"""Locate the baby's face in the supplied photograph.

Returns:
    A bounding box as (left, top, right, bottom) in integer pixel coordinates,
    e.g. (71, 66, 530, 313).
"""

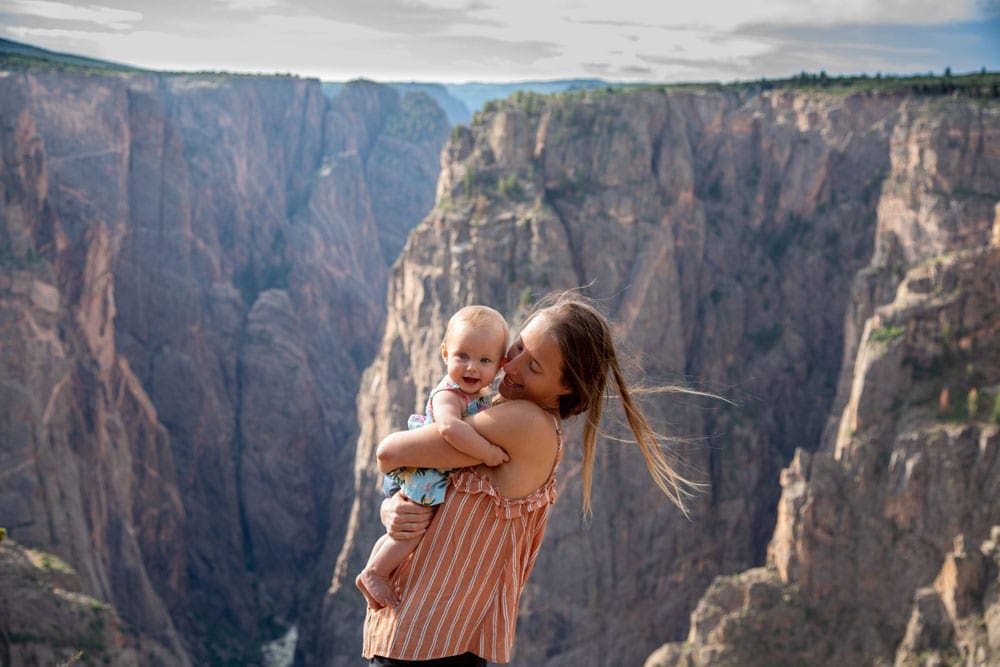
(441, 322, 506, 395)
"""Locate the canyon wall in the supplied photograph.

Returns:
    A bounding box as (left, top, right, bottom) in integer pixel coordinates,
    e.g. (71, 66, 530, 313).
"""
(0, 63, 448, 664)
(649, 97, 1000, 666)
(2, 55, 996, 666)
(317, 88, 999, 666)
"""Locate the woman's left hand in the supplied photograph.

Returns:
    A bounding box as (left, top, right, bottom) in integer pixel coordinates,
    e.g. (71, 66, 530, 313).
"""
(381, 494, 434, 540)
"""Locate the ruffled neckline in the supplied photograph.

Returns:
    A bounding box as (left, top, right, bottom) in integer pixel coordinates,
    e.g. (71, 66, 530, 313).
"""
(451, 468, 557, 519)
(450, 413, 563, 518)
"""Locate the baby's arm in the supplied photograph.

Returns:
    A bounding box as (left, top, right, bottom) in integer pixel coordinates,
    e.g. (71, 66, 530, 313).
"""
(432, 391, 509, 467)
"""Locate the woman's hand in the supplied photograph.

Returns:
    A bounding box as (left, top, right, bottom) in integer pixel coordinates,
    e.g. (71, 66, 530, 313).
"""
(380, 494, 434, 540)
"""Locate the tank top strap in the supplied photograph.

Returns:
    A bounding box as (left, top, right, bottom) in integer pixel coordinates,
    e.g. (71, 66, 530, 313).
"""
(449, 413, 564, 519)
(547, 415, 564, 483)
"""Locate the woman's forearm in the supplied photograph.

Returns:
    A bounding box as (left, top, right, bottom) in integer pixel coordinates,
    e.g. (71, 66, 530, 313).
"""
(376, 422, 482, 472)
(437, 418, 507, 465)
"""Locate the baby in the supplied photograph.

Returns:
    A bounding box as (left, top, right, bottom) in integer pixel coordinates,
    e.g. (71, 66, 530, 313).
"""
(356, 305, 510, 609)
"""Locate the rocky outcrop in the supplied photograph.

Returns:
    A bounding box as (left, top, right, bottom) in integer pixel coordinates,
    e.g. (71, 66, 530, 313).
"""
(0, 63, 448, 663)
(895, 529, 1000, 666)
(649, 244, 1000, 665)
(0, 538, 180, 666)
(318, 88, 999, 666)
(650, 99, 1000, 665)
(643, 568, 815, 667)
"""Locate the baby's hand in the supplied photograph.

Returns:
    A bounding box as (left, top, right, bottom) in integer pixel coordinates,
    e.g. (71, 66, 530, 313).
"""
(482, 445, 510, 467)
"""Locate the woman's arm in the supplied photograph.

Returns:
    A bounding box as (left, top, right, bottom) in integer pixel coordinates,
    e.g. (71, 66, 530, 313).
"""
(431, 391, 509, 466)
(376, 422, 482, 472)
(377, 400, 557, 474)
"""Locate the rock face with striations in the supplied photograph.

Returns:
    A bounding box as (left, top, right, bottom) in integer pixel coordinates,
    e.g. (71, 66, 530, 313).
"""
(3, 54, 997, 667)
(318, 88, 999, 666)
(0, 538, 172, 666)
(0, 63, 448, 664)
(648, 99, 1000, 665)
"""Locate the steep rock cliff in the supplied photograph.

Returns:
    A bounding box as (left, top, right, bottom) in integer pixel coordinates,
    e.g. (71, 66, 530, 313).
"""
(648, 246, 1000, 666)
(0, 538, 178, 666)
(649, 98, 1000, 665)
(318, 88, 999, 666)
(4, 56, 996, 667)
(0, 63, 448, 664)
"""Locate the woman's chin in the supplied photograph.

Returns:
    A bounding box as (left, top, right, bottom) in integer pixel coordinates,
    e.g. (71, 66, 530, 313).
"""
(498, 377, 522, 400)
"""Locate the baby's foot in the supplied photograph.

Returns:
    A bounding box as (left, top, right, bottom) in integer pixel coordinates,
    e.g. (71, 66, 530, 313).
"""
(356, 568, 400, 609)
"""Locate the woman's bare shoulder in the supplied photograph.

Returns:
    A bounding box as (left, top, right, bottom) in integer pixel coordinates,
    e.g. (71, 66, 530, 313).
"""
(469, 400, 560, 495)
(481, 398, 554, 424)
(467, 400, 559, 447)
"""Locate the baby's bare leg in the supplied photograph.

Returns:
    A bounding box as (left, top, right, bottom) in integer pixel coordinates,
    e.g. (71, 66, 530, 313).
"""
(356, 533, 422, 609)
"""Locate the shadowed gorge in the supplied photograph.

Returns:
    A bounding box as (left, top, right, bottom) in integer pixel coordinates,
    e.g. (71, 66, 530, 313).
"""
(0, 63, 448, 664)
(1, 50, 998, 666)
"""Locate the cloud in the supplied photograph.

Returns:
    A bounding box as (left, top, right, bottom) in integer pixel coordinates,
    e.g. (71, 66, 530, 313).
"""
(619, 64, 652, 75)
(210, 0, 285, 9)
(255, 13, 388, 38)
(565, 18, 646, 28)
(0, 0, 994, 83)
(283, 0, 504, 35)
(400, 33, 562, 67)
(734, 18, 1000, 75)
(559, 0, 985, 31)
(3, 0, 142, 30)
(4, 25, 114, 43)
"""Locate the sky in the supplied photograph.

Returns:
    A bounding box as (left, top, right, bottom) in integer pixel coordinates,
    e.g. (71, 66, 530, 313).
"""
(0, 0, 998, 84)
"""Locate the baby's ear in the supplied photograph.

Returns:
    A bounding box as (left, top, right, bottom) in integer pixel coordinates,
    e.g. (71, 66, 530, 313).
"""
(440, 343, 448, 362)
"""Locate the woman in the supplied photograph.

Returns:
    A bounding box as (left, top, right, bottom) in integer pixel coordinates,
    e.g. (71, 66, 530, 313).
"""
(364, 292, 700, 666)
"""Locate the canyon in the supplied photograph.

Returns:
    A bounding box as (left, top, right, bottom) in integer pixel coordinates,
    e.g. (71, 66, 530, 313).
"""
(0, 62, 449, 664)
(315, 85, 999, 666)
(0, 52, 997, 666)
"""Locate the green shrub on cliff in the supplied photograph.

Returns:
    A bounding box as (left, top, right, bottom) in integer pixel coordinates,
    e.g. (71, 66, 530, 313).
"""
(871, 324, 905, 344)
(0, 246, 42, 269)
(640, 69, 1000, 99)
(384, 92, 448, 141)
(511, 90, 546, 116)
(497, 174, 521, 198)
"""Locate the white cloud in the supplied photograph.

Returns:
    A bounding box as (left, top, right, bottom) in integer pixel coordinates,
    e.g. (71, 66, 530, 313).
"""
(4, 0, 142, 30)
(553, 0, 983, 30)
(255, 13, 387, 38)
(209, 0, 286, 10)
(0, 0, 993, 82)
(768, 0, 981, 26)
(4, 25, 107, 42)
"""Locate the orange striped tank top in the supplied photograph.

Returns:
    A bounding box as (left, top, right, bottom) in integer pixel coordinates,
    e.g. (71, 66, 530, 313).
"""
(363, 417, 564, 663)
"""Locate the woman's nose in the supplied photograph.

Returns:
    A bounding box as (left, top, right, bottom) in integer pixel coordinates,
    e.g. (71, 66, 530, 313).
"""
(504, 353, 521, 374)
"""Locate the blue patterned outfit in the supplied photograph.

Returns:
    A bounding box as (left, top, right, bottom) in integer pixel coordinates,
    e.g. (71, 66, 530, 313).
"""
(383, 376, 491, 506)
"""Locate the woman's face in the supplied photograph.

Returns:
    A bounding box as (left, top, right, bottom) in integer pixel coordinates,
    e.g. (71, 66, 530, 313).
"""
(498, 315, 571, 411)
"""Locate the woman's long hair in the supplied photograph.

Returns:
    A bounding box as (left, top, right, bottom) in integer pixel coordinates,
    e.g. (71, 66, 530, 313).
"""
(527, 291, 714, 517)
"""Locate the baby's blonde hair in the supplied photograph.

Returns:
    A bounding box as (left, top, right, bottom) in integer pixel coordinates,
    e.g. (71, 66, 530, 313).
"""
(444, 305, 509, 358)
